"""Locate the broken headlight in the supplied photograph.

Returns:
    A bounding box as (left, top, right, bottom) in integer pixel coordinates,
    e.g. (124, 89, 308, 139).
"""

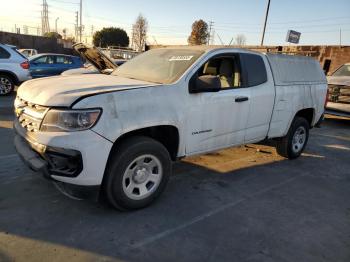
(40, 109, 101, 132)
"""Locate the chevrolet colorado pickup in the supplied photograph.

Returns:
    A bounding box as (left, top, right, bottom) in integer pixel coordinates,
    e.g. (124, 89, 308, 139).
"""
(14, 46, 327, 210)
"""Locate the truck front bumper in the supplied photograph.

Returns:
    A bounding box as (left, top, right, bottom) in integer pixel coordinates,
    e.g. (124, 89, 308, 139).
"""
(13, 119, 113, 186)
(14, 134, 83, 178)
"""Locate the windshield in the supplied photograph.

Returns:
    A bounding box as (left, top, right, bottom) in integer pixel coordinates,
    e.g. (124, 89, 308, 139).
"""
(112, 49, 204, 84)
(332, 64, 350, 77)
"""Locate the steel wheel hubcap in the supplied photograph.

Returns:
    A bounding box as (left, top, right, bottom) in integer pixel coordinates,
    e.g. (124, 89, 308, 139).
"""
(122, 154, 162, 200)
(0, 77, 12, 94)
(292, 126, 306, 153)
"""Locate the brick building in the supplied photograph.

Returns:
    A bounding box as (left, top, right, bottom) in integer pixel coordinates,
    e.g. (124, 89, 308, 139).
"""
(261, 45, 350, 74)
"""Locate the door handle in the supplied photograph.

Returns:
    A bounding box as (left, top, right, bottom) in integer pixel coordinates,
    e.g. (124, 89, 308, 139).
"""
(235, 96, 249, 102)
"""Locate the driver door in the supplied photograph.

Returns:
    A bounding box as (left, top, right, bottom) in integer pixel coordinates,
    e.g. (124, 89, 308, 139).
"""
(185, 54, 251, 155)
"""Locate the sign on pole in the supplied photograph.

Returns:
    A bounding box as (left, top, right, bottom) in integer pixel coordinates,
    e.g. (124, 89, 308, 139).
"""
(286, 30, 301, 44)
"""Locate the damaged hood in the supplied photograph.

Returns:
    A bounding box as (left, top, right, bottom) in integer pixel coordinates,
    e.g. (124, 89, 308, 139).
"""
(17, 74, 157, 107)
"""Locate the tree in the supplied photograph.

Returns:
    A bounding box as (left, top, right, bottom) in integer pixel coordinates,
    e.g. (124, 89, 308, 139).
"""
(234, 34, 246, 46)
(44, 32, 62, 39)
(188, 19, 209, 45)
(93, 27, 129, 48)
(132, 14, 148, 52)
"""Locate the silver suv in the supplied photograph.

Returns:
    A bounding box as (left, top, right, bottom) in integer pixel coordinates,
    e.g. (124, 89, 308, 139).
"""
(0, 44, 32, 95)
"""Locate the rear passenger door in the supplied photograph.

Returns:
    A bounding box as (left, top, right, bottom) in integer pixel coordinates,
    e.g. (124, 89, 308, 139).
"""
(240, 53, 275, 143)
(55, 55, 74, 74)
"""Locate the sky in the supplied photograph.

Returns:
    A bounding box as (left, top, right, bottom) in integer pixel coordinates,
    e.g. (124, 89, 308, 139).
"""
(0, 0, 349, 46)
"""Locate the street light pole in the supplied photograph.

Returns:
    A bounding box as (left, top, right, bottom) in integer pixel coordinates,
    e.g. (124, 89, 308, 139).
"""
(79, 0, 82, 42)
(260, 0, 271, 46)
(55, 17, 59, 33)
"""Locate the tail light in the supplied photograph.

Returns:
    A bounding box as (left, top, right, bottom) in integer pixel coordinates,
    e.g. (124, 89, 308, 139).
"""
(20, 61, 30, 69)
(324, 89, 329, 107)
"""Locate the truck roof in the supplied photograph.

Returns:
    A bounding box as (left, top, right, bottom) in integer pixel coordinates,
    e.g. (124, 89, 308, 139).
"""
(162, 45, 262, 55)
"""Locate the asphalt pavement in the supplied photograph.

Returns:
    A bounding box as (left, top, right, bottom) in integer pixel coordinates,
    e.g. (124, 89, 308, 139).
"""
(0, 94, 349, 262)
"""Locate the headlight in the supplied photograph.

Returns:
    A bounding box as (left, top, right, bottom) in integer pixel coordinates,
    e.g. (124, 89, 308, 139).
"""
(40, 109, 102, 132)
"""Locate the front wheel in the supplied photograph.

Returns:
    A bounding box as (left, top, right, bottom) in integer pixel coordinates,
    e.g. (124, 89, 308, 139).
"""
(276, 117, 310, 159)
(0, 75, 15, 95)
(103, 136, 171, 210)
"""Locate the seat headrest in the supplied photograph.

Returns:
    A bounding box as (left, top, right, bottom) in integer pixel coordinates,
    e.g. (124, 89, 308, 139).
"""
(219, 59, 233, 77)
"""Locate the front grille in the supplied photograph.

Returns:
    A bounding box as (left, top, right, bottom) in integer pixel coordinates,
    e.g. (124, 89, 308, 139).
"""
(328, 85, 350, 104)
(15, 97, 49, 132)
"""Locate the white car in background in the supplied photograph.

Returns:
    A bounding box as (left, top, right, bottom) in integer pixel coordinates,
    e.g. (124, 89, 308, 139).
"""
(326, 63, 350, 117)
(19, 49, 38, 57)
(0, 44, 32, 95)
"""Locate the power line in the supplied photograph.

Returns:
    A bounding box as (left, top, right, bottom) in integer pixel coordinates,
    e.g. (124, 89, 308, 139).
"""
(50, 0, 79, 4)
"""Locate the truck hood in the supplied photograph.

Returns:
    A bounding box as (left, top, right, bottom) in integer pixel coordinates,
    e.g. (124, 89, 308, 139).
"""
(17, 74, 157, 107)
(73, 43, 117, 73)
(327, 76, 350, 86)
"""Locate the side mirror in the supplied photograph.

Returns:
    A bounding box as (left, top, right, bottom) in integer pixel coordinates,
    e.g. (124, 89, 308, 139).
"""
(189, 75, 221, 93)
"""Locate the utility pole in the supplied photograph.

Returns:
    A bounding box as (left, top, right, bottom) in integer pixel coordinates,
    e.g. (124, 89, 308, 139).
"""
(210, 29, 215, 45)
(90, 25, 94, 44)
(131, 26, 134, 49)
(339, 28, 342, 47)
(23, 25, 28, 34)
(207, 21, 214, 45)
(260, 0, 271, 46)
(75, 11, 78, 42)
(79, 0, 82, 42)
(55, 17, 59, 33)
(41, 0, 50, 35)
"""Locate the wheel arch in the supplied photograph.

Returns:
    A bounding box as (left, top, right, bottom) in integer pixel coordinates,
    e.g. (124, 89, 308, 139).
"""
(294, 108, 315, 127)
(109, 125, 180, 162)
(0, 70, 19, 85)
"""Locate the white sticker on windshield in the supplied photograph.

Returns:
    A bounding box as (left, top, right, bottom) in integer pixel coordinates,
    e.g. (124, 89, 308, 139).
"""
(169, 55, 194, 61)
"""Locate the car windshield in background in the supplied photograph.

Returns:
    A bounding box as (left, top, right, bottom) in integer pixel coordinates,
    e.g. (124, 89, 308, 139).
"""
(332, 64, 350, 77)
(112, 49, 203, 84)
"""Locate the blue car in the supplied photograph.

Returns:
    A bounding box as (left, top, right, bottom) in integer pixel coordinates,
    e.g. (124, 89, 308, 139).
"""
(29, 53, 83, 78)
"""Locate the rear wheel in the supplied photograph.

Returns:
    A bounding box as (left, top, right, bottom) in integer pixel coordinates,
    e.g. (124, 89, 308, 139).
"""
(103, 136, 171, 210)
(276, 117, 309, 159)
(0, 74, 15, 95)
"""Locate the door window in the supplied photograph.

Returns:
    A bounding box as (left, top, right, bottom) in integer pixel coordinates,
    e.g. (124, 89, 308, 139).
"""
(197, 55, 242, 89)
(0, 47, 10, 59)
(34, 55, 55, 64)
(240, 53, 267, 87)
(56, 56, 73, 64)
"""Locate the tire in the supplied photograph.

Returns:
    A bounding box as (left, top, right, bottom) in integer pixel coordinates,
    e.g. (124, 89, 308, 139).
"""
(276, 117, 309, 159)
(103, 136, 172, 211)
(0, 74, 15, 96)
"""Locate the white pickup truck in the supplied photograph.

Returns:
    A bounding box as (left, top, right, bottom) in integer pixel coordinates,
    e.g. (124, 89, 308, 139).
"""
(14, 46, 327, 210)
